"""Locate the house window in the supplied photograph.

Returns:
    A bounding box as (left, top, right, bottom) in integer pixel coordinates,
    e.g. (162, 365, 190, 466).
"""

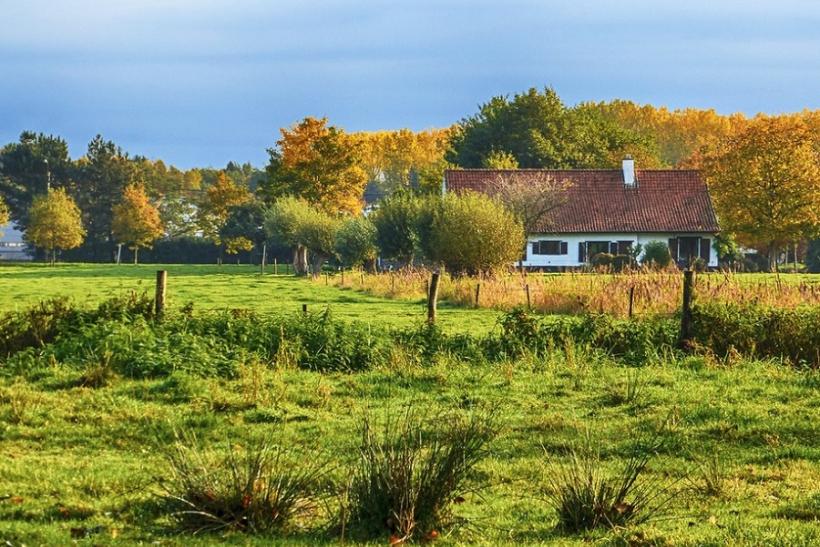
(532, 240, 568, 255)
(617, 241, 633, 255)
(668, 237, 712, 264)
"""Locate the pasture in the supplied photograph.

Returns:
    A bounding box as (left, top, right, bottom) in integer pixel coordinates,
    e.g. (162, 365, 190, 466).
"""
(0, 264, 818, 545)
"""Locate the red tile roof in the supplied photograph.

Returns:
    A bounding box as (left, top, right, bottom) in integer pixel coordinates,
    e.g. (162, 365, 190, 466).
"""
(444, 169, 720, 234)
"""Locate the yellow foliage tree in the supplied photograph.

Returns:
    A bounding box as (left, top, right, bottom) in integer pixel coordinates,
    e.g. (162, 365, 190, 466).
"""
(263, 117, 368, 215)
(704, 115, 820, 269)
(223, 236, 255, 264)
(198, 172, 252, 244)
(0, 195, 9, 237)
(112, 183, 164, 264)
(26, 188, 85, 264)
(351, 127, 452, 194)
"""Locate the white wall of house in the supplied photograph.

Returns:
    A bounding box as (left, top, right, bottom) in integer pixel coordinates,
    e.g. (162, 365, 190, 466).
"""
(0, 223, 32, 261)
(523, 232, 718, 268)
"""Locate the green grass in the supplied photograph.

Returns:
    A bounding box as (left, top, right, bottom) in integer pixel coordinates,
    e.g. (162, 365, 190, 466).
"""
(1, 264, 818, 545)
(0, 263, 499, 333)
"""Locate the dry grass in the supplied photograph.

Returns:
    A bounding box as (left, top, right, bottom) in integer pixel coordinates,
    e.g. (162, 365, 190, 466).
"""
(322, 268, 820, 318)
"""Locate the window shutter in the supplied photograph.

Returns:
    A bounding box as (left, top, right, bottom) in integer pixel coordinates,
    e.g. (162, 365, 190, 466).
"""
(578, 242, 586, 263)
(561, 241, 568, 255)
(700, 238, 711, 262)
(668, 238, 678, 261)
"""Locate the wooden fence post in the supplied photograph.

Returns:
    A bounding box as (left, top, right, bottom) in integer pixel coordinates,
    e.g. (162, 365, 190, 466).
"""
(302, 303, 308, 314)
(475, 283, 481, 308)
(628, 286, 635, 319)
(260, 243, 267, 275)
(427, 272, 440, 324)
(325, 272, 329, 285)
(525, 283, 531, 310)
(679, 270, 694, 349)
(155, 270, 167, 318)
(274, 257, 278, 275)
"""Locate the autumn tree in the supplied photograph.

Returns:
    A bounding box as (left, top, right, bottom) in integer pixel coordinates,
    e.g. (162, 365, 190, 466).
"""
(26, 188, 85, 264)
(111, 183, 164, 264)
(704, 116, 820, 269)
(261, 117, 368, 214)
(198, 172, 252, 248)
(0, 195, 9, 237)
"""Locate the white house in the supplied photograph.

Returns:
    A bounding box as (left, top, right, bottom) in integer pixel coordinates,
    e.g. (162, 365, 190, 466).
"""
(0, 222, 32, 261)
(443, 158, 720, 269)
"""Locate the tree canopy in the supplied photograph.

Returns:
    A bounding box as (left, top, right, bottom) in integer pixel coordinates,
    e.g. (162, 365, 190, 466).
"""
(261, 117, 368, 215)
(26, 188, 85, 263)
(703, 115, 820, 267)
(446, 87, 657, 169)
(112, 183, 164, 264)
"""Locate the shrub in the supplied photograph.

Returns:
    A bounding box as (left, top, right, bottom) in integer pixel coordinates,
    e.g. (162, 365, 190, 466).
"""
(690, 302, 820, 367)
(544, 432, 678, 532)
(641, 241, 672, 268)
(371, 192, 421, 267)
(160, 430, 330, 534)
(336, 216, 378, 269)
(419, 192, 525, 275)
(346, 406, 498, 542)
(590, 252, 614, 269)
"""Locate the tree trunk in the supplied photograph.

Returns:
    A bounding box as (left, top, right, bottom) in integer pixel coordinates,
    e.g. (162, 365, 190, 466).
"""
(310, 252, 326, 278)
(134, 247, 139, 265)
(769, 244, 779, 273)
(292, 245, 309, 276)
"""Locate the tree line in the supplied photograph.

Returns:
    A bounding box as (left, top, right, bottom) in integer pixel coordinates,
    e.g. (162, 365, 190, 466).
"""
(1, 87, 819, 272)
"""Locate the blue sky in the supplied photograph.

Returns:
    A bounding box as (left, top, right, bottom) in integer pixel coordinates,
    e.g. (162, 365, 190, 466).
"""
(2, 0, 818, 168)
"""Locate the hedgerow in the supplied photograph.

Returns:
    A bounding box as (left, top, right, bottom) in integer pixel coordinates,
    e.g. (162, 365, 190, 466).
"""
(0, 295, 817, 379)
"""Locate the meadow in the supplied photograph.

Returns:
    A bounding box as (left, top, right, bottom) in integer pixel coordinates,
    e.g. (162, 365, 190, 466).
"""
(0, 264, 819, 545)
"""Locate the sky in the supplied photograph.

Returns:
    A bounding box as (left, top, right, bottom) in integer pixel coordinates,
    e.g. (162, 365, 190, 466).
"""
(2, 0, 819, 168)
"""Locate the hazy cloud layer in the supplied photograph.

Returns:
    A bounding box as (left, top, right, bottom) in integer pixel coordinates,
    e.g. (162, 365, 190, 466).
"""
(2, 0, 818, 167)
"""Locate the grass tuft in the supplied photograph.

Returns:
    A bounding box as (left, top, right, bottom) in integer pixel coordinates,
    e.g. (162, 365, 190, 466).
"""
(544, 430, 681, 533)
(159, 430, 330, 534)
(345, 405, 499, 542)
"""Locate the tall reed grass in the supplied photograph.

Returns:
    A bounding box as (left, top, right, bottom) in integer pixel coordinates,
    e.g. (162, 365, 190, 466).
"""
(322, 268, 820, 318)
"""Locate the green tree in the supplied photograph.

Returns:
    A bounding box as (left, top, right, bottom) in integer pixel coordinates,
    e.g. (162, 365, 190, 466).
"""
(419, 192, 525, 275)
(26, 188, 85, 264)
(264, 197, 340, 275)
(447, 87, 655, 169)
(336, 216, 378, 270)
(0, 132, 72, 229)
(74, 135, 138, 261)
(112, 184, 164, 264)
(220, 201, 269, 262)
(371, 192, 421, 268)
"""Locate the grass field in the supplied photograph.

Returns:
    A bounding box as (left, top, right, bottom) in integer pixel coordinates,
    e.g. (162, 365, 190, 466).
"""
(0, 263, 499, 333)
(1, 264, 819, 545)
